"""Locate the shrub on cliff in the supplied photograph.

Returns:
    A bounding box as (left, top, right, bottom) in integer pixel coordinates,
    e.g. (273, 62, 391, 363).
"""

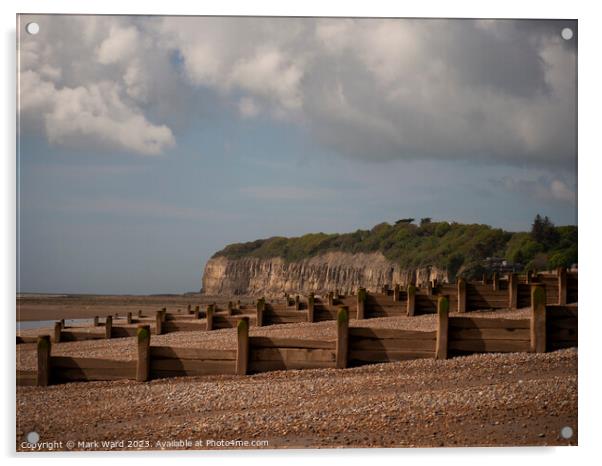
(213, 216, 577, 274)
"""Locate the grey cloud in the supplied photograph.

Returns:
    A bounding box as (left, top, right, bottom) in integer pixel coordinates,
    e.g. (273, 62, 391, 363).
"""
(19, 15, 577, 170)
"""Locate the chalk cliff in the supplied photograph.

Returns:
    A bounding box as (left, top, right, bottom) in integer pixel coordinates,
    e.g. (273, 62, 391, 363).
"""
(201, 252, 448, 297)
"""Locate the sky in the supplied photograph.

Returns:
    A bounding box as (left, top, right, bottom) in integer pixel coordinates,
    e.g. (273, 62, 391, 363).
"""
(17, 15, 577, 294)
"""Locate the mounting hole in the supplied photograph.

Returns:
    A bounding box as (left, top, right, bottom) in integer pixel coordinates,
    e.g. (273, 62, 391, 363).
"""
(560, 426, 573, 439)
(26, 22, 40, 35)
(26, 431, 40, 444)
(561, 28, 573, 41)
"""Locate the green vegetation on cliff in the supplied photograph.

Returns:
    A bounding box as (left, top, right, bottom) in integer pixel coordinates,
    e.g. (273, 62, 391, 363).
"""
(214, 215, 577, 278)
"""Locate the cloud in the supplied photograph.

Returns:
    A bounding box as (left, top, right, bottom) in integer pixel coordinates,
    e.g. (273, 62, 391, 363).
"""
(20, 70, 174, 155)
(19, 16, 576, 168)
(19, 16, 176, 155)
(238, 97, 260, 118)
(494, 176, 576, 203)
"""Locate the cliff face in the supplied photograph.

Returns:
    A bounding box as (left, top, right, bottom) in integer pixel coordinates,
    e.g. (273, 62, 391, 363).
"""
(201, 252, 448, 297)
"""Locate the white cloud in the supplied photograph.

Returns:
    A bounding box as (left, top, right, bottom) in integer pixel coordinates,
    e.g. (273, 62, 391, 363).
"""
(19, 16, 176, 156)
(96, 25, 139, 65)
(18, 16, 577, 169)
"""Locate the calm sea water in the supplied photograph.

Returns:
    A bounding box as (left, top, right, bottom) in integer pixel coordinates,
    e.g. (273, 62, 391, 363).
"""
(16, 318, 92, 331)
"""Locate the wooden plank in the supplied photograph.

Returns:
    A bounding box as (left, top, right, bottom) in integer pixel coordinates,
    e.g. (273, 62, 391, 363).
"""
(60, 331, 104, 341)
(163, 322, 206, 332)
(448, 327, 531, 341)
(349, 350, 434, 362)
(547, 327, 577, 340)
(547, 306, 578, 318)
(52, 366, 135, 381)
(350, 337, 436, 351)
(249, 336, 335, 349)
(150, 346, 236, 360)
(51, 356, 136, 370)
(264, 317, 307, 324)
(349, 327, 436, 340)
(448, 339, 530, 353)
(150, 359, 236, 373)
(449, 317, 530, 329)
(548, 340, 578, 350)
(249, 360, 335, 372)
(251, 347, 336, 363)
(111, 327, 138, 338)
(17, 370, 38, 386)
(16, 336, 37, 344)
(264, 310, 309, 318)
(547, 317, 577, 329)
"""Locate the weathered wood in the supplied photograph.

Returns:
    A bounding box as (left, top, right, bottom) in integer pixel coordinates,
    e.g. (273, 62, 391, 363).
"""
(206, 304, 214, 331)
(557, 267, 567, 305)
(17, 370, 38, 386)
(60, 331, 105, 341)
(93, 316, 99, 327)
(16, 336, 37, 344)
(250, 360, 335, 372)
(547, 327, 577, 341)
(349, 327, 436, 340)
(52, 366, 135, 382)
(37, 335, 51, 387)
(53, 322, 62, 343)
(328, 292, 334, 307)
(435, 296, 449, 359)
(150, 346, 236, 360)
(546, 305, 578, 318)
(349, 350, 434, 362)
(60, 319, 65, 329)
(448, 339, 531, 353)
(149, 359, 236, 373)
(426, 280, 433, 296)
(294, 295, 300, 310)
(307, 293, 315, 323)
(105, 315, 112, 339)
(138, 310, 143, 318)
(250, 336, 335, 350)
(162, 322, 205, 332)
(407, 284, 416, 316)
(492, 272, 499, 291)
(393, 284, 400, 302)
(255, 299, 264, 327)
(51, 356, 135, 370)
(546, 317, 578, 329)
(126, 312, 132, 324)
(155, 311, 163, 335)
(236, 317, 249, 375)
(136, 325, 150, 382)
(530, 284, 546, 353)
(251, 347, 336, 363)
(449, 317, 530, 329)
(351, 337, 436, 351)
(508, 273, 518, 309)
(449, 327, 530, 341)
(336, 306, 349, 369)
(457, 278, 467, 313)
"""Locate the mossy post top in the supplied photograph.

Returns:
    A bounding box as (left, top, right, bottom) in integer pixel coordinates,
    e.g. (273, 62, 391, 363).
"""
(37, 334, 51, 350)
(237, 316, 249, 333)
(437, 295, 450, 314)
(531, 284, 546, 307)
(137, 324, 151, 340)
(337, 306, 349, 323)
